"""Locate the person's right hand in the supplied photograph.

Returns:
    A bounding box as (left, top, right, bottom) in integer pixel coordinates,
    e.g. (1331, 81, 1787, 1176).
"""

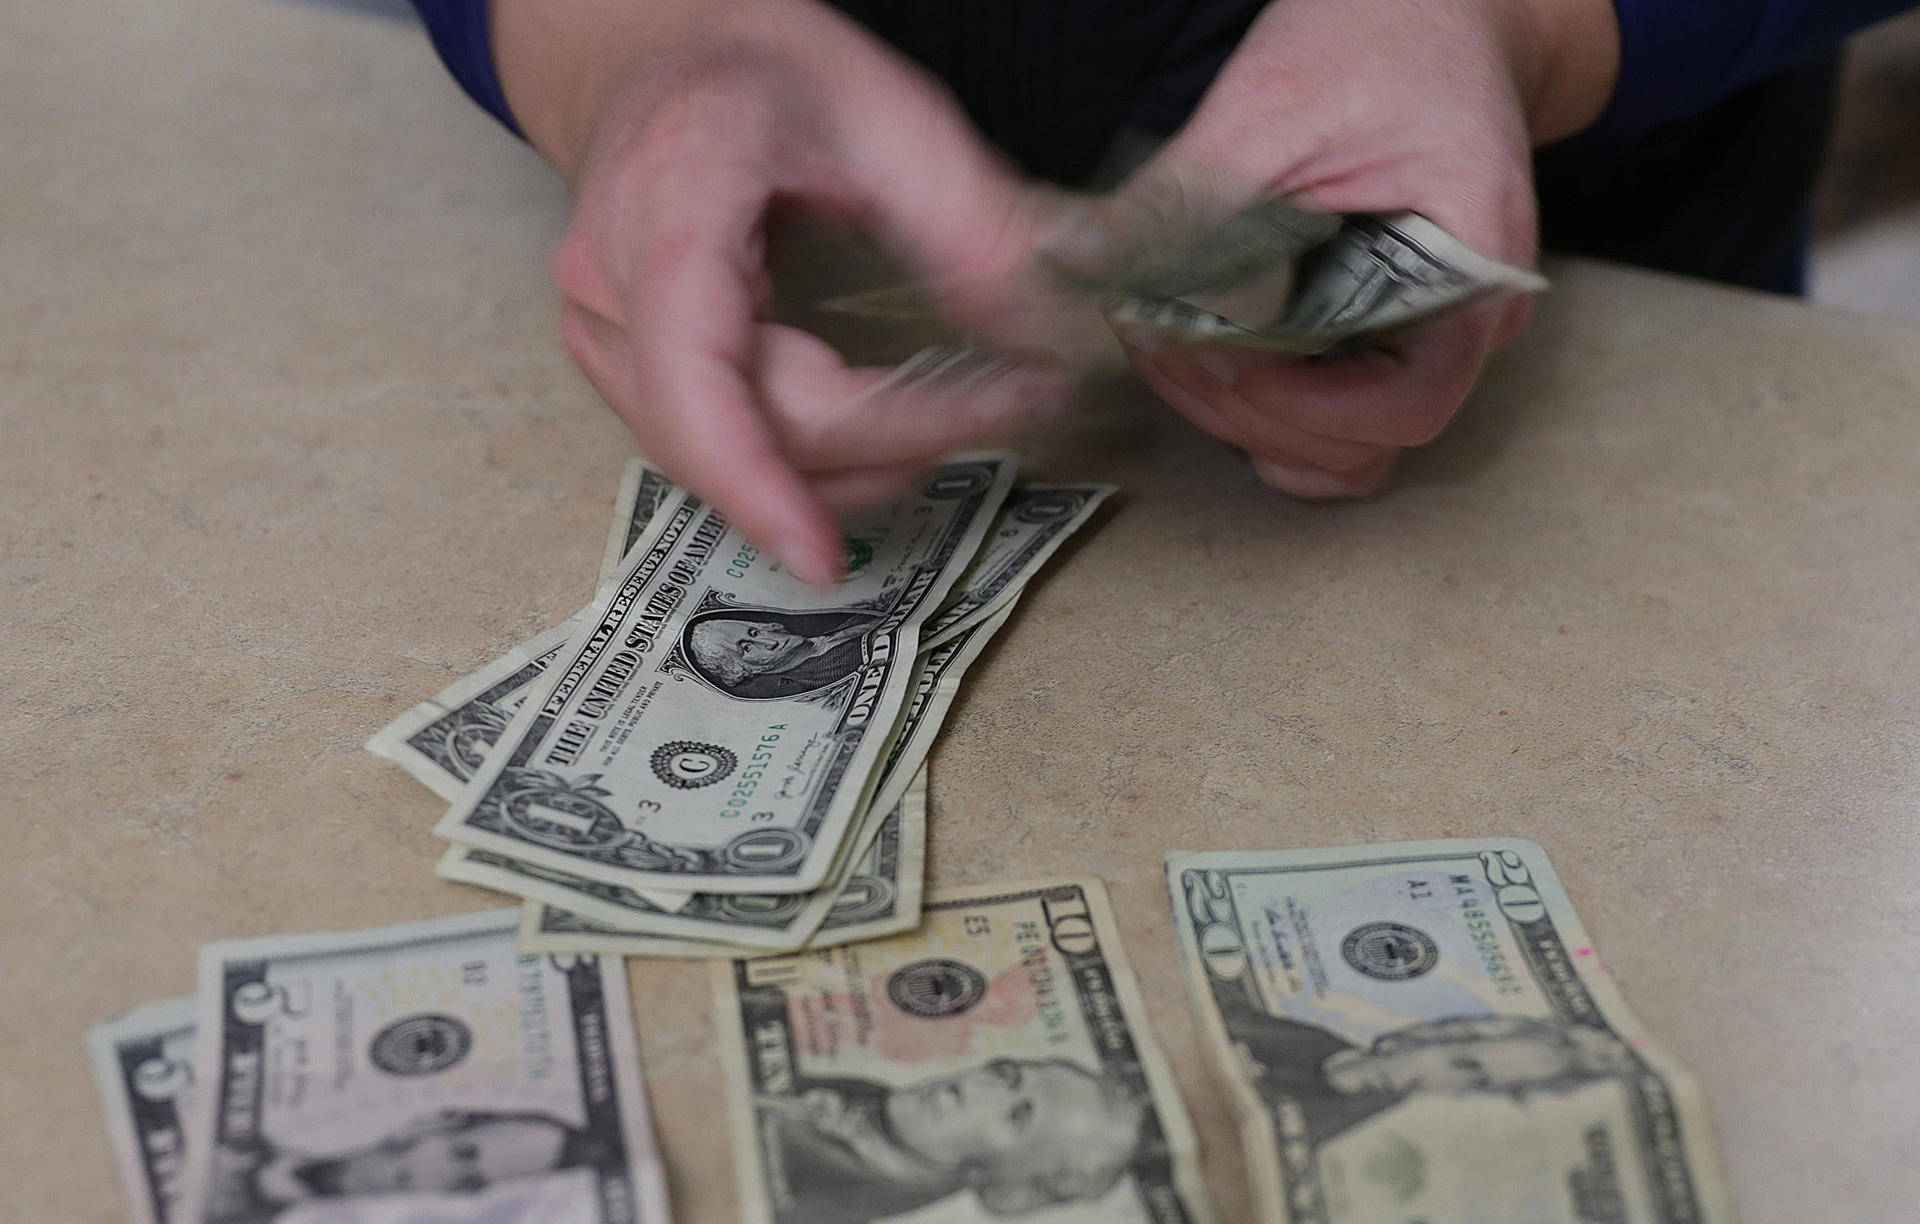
(494, 0, 1060, 585)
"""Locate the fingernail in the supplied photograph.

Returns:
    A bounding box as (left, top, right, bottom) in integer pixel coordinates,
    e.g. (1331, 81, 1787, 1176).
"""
(1252, 456, 1356, 500)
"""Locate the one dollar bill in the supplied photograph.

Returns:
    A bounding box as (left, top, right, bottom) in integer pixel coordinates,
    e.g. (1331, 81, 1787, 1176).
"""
(1167, 840, 1735, 1224)
(366, 460, 677, 804)
(1063, 201, 1545, 355)
(435, 456, 1016, 895)
(492, 597, 1015, 952)
(174, 909, 668, 1224)
(518, 767, 928, 958)
(919, 483, 1112, 650)
(715, 877, 1214, 1224)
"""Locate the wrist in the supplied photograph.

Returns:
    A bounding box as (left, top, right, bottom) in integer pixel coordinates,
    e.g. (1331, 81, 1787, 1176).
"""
(492, 0, 822, 179)
(1503, 0, 1622, 144)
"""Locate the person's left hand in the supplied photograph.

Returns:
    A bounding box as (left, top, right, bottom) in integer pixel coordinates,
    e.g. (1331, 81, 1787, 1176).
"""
(1052, 0, 1617, 498)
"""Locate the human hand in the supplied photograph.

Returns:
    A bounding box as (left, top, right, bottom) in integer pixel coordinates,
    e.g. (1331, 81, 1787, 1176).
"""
(1056, 0, 1619, 498)
(495, 0, 1062, 583)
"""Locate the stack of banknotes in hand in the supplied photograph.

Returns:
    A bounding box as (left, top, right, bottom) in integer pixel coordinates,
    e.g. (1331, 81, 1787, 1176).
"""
(824, 198, 1546, 358)
(367, 451, 1113, 959)
(89, 910, 668, 1224)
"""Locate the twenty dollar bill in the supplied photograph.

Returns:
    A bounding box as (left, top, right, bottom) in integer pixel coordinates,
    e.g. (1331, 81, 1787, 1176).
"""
(1167, 840, 1734, 1224)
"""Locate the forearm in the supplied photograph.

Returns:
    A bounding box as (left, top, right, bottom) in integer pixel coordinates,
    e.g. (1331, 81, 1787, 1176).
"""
(1512, 0, 1621, 145)
(491, 0, 752, 177)
(491, 0, 904, 182)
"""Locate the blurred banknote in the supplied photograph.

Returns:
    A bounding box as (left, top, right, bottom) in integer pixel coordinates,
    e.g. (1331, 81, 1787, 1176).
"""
(1166, 840, 1734, 1224)
(89, 997, 200, 1224)
(714, 877, 1213, 1224)
(921, 483, 1112, 649)
(826, 201, 1543, 357)
(435, 456, 1016, 896)
(517, 767, 928, 958)
(174, 909, 667, 1224)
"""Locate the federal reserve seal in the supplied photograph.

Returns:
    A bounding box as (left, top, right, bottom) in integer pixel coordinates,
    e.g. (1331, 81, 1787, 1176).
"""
(886, 959, 988, 1018)
(651, 741, 737, 789)
(1341, 922, 1440, 981)
(369, 1013, 473, 1076)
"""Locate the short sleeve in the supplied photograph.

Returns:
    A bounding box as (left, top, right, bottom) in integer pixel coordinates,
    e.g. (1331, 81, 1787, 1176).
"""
(410, 0, 522, 137)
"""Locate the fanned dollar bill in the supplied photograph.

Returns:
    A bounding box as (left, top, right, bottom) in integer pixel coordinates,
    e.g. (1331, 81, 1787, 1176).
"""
(89, 997, 200, 1224)
(498, 596, 1014, 953)
(600, 457, 681, 586)
(1094, 209, 1545, 355)
(371, 466, 1087, 814)
(920, 483, 1112, 650)
(518, 767, 928, 958)
(715, 877, 1214, 1224)
(866, 599, 1013, 818)
(368, 619, 588, 804)
(174, 909, 668, 1224)
(435, 456, 1016, 895)
(434, 843, 827, 948)
(1166, 840, 1735, 1224)
(367, 460, 676, 804)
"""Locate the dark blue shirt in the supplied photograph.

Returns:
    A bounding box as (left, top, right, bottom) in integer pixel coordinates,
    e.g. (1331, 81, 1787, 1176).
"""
(411, 1, 519, 137)
(407, 1, 1916, 292)
(1592, 0, 1915, 141)
(410, 1, 1914, 146)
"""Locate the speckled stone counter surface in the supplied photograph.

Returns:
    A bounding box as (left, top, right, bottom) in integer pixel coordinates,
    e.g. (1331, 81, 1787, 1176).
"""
(5, 3, 1918, 1221)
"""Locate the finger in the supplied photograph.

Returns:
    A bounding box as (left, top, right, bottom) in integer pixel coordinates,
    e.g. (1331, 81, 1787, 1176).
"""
(567, 171, 845, 585)
(1251, 451, 1398, 500)
(807, 462, 931, 515)
(1121, 328, 1400, 499)
(806, 53, 1074, 344)
(756, 328, 1069, 470)
(626, 302, 845, 587)
(564, 303, 836, 577)
(1166, 301, 1506, 449)
(1119, 332, 1397, 473)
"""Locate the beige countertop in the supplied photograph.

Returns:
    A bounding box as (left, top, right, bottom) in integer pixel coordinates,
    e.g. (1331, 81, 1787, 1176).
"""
(5, 2, 1918, 1221)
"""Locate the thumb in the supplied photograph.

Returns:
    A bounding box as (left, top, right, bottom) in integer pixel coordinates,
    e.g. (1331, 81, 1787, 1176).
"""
(814, 59, 1084, 347)
(1039, 156, 1281, 282)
